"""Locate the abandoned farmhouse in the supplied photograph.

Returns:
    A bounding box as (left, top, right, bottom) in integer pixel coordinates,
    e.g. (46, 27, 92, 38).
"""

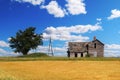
(67, 36, 104, 57)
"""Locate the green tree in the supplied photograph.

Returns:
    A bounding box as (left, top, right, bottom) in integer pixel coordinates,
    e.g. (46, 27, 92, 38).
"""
(9, 27, 43, 55)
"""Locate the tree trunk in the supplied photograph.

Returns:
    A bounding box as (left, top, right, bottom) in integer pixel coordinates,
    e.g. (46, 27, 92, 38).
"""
(22, 49, 29, 55)
(23, 52, 27, 55)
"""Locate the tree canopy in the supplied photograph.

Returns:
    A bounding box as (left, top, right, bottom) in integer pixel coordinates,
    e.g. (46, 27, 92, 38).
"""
(9, 27, 43, 55)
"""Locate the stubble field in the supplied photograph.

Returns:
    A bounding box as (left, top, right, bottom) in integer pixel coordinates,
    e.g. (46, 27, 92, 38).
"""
(0, 61, 120, 80)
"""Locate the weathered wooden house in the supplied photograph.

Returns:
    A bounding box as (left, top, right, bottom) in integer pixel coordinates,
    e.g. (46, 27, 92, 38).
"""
(67, 36, 104, 57)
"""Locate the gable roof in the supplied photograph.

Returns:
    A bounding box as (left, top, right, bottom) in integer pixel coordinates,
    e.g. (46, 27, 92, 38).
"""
(68, 37, 104, 53)
(92, 39, 104, 45)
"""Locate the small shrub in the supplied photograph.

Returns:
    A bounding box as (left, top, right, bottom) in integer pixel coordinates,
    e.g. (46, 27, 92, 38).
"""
(18, 53, 49, 58)
(86, 54, 90, 57)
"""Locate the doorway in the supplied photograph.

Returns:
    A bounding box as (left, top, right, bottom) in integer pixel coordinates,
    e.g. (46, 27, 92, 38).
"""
(75, 53, 78, 57)
(81, 53, 83, 57)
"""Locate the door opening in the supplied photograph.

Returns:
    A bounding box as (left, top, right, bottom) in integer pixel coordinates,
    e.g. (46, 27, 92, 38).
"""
(81, 53, 83, 57)
(75, 53, 78, 57)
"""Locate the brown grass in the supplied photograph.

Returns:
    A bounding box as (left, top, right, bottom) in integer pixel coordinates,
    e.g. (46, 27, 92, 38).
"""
(0, 61, 120, 80)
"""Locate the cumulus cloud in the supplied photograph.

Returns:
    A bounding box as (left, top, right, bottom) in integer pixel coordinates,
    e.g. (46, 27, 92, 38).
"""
(96, 18, 102, 21)
(43, 24, 102, 41)
(0, 41, 9, 47)
(13, 0, 44, 5)
(36, 46, 66, 53)
(41, 1, 66, 18)
(65, 0, 87, 15)
(0, 40, 21, 56)
(0, 48, 20, 56)
(105, 44, 120, 50)
(29, 46, 67, 56)
(41, 24, 102, 56)
(0, 48, 8, 54)
(12, 0, 87, 18)
(105, 44, 120, 57)
(108, 9, 120, 20)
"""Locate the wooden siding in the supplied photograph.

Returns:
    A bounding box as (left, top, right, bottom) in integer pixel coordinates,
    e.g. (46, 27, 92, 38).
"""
(68, 37, 104, 57)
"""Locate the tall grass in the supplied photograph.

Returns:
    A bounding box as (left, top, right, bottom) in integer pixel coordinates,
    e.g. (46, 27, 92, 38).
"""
(0, 70, 18, 80)
(0, 57, 120, 61)
(0, 53, 120, 61)
(0, 61, 120, 80)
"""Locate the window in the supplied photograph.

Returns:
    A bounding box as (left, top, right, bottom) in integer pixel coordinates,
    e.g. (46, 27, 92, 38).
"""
(86, 45, 89, 50)
(81, 53, 83, 57)
(94, 43, 96, 48)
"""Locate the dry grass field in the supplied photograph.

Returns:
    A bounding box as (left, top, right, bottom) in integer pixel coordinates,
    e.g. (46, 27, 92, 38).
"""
(0, 61, 120, 80)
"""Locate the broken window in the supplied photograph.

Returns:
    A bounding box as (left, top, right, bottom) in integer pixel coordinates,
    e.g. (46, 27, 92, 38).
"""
(94, 43, 96, 48)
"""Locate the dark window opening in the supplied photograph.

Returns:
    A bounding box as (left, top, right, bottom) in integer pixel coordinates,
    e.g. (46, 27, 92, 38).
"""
(94, 43, 96, 48)
(67, 50, 70, 57)
(75, 53, 78, 57)
(81, 53, 83, 57)
(86, 45, 89, 50)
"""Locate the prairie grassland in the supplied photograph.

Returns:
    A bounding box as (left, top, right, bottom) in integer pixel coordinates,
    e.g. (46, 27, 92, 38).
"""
(0, 61, 120, 80)
(0, 57, 120, 61)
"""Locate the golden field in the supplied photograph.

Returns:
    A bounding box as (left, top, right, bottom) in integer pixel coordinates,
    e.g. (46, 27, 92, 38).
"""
(0, 61, 120, 80)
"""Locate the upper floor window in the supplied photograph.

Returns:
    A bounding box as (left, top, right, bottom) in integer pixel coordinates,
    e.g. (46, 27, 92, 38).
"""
(86, 45, 89, 50)
(94, 43, 96, 48)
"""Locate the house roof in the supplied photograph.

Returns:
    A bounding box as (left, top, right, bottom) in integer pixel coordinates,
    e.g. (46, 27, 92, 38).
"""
(69, 42, 89, 52)
(68, 37, 104, 53)
(92, 39, 104, 45)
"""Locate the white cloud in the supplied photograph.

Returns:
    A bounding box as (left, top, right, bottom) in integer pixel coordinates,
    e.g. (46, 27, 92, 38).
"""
(108, 9, 120, 20)
(0, 41, 9, 47)
(13, 0, 44, 5)
(96, 18, 102, 21)
(104, 50, 120, 57)
(12, 0, 87, 18)
(34, 46, 48, 53)
(105, 44, 120, 57)
(54, 47, 66, 52)
(36, 46, 66, 53)
(65, 0, 87, 15)
(0, 48, 8, 54)
(43, 24, 102, 41)
(41, 23, 102, 56)
(53, 47, 67, 56)
(0, 48, 20, 56)
(96, 18, 102, 25)
(41, 1, 66, 18)
(7, 38, 11, 41)
(105, 44, 120, 50)
(29, 46, 67, 56)
(0, 40, 21, 56)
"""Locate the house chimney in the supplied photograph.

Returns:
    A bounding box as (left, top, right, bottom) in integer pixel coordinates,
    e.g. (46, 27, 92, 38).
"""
(94, 36, 96, 40)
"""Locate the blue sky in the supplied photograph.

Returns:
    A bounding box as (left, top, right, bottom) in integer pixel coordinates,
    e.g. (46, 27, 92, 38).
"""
(1, 0, 120, 57)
